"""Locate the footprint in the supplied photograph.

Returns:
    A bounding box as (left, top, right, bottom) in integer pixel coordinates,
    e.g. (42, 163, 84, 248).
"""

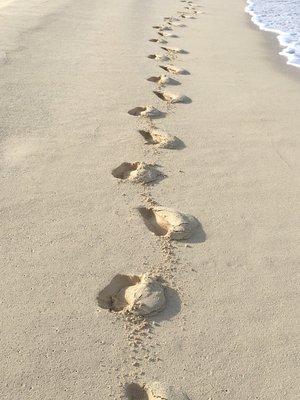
(179, 13, 196, 19)
(159, 64, 190, 75)
(97, 274, 166, 316)
(153, 25, 172, 31)
(138, 206, 199, 240)
(111, 162, 163, 183)
(125, 382, 190, 400)
(149, 38, 167, 44)
(153, 91, 192, 104)
(138, 129, 183, 149)
(0, 51, 8, 65)
(168, 21, 186, 27)
(125, 383, 148, 400)
(158, 32, 178, 38)
(165, 16, 181, 22)
(147, 75, 181, 86)
(161, 46, 188, 54)
(128, 106, 166, 119)
(148, 54, 170, 62)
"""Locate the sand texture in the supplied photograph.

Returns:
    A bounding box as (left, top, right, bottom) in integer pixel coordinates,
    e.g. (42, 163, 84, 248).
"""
(0, 0, 299, 399)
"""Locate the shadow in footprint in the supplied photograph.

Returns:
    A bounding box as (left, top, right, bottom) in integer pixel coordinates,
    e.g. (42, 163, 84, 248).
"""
(150, 286, 181, 322)
(125, 383, 148, 400)
(183, 219, 206, 244)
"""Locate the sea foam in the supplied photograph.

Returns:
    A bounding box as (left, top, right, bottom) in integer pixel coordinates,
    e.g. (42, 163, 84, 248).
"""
(245, 0, 300, 68)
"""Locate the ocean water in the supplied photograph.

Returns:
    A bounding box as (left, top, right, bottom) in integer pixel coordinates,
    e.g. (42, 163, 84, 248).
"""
(245, 0, 300, 68)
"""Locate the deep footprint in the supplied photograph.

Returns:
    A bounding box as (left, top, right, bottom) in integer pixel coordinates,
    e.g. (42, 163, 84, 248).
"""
(111, 162, 163, 183)
(158, 32, 178, 38)
(128, 106, 166, 118)
(161, 46, 188, 54)
(159, 64, 190, 75)
(125, 382, 190, 400)
(97, 274, 166, 316)
(138, 129, 183, 149)
(168, 21, 186, 27)
(149, 38, 167, 44)
(153, 90, 192, 104)
(152, 25, 172, 31)
(148, 54, 170, 62)
(138, 206, 198, 240)
(147, 75, 181, 86)
(126, 383, 148, 400)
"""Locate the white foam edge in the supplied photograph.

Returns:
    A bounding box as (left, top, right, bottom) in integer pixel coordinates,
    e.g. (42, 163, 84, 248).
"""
(245, 0, 300, 68)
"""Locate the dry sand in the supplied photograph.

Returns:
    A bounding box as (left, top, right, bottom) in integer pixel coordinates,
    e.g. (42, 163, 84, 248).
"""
(0, 0, 299, 399)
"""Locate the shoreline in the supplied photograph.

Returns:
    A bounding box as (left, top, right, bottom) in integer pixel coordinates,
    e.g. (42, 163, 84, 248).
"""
(245, 0, 300, 69)
(245, 14, 300, 80)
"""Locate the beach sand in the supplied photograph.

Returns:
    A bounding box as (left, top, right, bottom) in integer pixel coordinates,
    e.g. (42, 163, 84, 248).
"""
(0, 0, 299, 399)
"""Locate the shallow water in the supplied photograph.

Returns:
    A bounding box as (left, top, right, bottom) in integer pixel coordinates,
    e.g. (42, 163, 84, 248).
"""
(245, 0, 300, 68)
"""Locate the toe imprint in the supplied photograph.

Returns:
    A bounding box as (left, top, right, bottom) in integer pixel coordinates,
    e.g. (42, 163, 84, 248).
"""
(138, 206, 198, 240)
(98, 274, 166, 316)
(111, 162, 162, 183)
